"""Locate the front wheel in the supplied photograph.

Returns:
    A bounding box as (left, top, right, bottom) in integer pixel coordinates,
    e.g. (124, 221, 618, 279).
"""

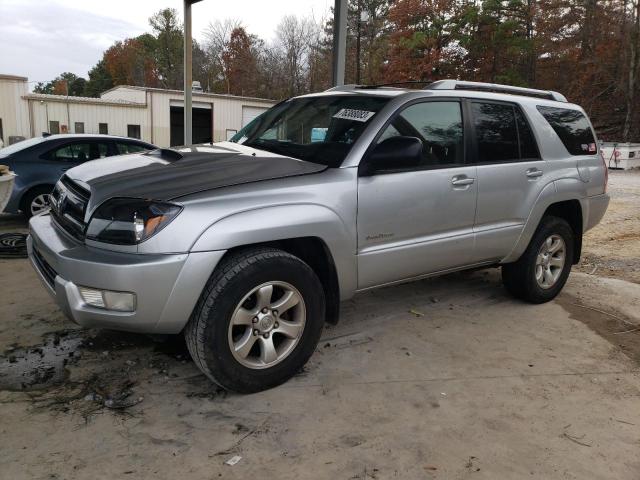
(502, 216, 574, 304)
(184, 247, 325, 393)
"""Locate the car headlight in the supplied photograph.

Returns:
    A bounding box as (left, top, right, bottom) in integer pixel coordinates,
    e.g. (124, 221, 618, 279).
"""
(86, 198, 182, 245)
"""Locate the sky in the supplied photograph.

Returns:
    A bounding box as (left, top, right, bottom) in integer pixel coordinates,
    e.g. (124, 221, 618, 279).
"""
(0, 0, 332, 88)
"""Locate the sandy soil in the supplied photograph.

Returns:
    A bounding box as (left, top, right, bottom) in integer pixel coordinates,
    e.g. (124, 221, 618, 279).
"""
(1, 172, 639, 480)
(576, 170, 640, 284)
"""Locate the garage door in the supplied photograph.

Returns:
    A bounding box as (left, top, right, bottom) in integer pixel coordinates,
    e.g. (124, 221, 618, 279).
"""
(242, 106, 269, 127)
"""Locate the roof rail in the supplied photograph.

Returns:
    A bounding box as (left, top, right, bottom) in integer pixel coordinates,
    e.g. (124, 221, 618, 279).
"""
(324, 84, 361, 92)
(325, 81, 431, 92)
(425, 80, 567, 102)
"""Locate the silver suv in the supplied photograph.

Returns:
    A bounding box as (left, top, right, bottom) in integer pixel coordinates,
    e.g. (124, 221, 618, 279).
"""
(28, 80, 610, 392)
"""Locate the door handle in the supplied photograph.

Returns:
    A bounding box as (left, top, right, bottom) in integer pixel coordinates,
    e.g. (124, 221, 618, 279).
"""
(451, 176, 475, 186)
(526, 168, 543, 178)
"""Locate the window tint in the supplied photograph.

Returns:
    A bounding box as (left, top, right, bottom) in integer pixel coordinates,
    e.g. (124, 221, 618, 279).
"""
(472, 102, 519, 162)
(515, 108, 540, 159)
(116, 142, 148, 154)
(127, 124, 141, 139)
(376, 101, 464, 168)
(537, 106, 597, 155)
(99, 123, 108, 135)
(49, 142, 108, 162)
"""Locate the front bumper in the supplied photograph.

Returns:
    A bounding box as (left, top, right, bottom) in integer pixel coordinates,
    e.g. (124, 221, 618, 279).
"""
(28, 214, 225, 334)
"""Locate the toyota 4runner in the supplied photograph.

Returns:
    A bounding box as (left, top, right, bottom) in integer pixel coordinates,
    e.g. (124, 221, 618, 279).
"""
(28, 80, 610, 392)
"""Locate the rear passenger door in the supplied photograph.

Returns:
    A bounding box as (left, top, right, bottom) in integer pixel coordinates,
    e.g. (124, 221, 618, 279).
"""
(468, 100, 546, 262)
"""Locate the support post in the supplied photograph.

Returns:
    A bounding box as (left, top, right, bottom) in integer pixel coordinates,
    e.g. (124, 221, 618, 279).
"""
(183, 1, 203, 146)
(332, 0, 347, 87)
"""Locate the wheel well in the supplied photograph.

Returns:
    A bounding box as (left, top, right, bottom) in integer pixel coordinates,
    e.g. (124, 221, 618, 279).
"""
(225, 237, 341, 324)
(543, 200, 583, 264)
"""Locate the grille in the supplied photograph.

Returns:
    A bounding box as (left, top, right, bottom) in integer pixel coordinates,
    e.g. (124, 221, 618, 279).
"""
(32, 247, 57, 288)
(50, 176, 90, 240)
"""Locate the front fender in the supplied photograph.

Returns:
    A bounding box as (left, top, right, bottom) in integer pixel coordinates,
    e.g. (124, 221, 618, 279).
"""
(190, 203, 357, 299)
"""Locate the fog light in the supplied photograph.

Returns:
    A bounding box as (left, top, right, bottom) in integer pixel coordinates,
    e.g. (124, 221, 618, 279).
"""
(79, 287, 136, 312)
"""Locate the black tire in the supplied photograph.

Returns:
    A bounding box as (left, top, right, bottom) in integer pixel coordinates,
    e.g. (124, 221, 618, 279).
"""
(184, 247, 325, 393)
(502, 216, 574, 304)
(21, 185, 53, 218)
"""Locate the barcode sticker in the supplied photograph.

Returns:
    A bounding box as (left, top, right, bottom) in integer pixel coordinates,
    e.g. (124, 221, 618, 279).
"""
(333, 108, 376, 122)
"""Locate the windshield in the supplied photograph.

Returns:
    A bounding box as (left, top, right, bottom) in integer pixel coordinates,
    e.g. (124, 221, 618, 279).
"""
(0, 136, 46, 158)
(230, 95, 390, 167)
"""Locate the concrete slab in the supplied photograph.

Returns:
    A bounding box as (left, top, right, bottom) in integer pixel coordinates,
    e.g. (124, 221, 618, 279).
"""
(1, 268, 639, 479)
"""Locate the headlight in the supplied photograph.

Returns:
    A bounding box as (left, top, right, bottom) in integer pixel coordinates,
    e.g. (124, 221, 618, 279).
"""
(86, 198, 182, 245)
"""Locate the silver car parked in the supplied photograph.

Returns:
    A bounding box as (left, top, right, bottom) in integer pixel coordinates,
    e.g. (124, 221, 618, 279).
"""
(28, 80, 610, 392)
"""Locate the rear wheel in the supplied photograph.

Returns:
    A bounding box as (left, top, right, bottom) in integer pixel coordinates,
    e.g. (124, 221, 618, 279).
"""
(502, 216, 574, 304)
(184, 247, 325, 393)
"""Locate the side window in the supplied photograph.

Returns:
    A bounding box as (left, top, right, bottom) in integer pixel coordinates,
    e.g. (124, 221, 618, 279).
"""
(94, 142, 109, 159)
(49, 143, 90, 162)
(471, 102, 519, 163)
(49, 142, 108, 162)
(116, 142, 148, 154)
(375, 101, 464, 168)
(515, 108, 540, 159)
(537, 106, 597, 155)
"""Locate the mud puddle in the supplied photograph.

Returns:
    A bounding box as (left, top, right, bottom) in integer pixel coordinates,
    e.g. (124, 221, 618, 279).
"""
(0, 328, 192, 393)
(0, 331, 84, 391)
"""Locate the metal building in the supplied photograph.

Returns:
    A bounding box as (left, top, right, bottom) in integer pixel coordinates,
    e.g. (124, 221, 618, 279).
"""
(0, 75, 275, 148)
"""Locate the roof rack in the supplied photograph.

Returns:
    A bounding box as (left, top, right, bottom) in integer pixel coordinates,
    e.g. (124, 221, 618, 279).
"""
(425, 80, 567, 102)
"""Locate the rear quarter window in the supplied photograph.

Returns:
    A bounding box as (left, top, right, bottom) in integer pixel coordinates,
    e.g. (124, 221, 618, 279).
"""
(537, 106, 597, 156)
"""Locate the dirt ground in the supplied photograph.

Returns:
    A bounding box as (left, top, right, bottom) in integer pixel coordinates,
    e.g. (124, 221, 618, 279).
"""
(1, 171, 639, 480)
(576, 170, 640, 284)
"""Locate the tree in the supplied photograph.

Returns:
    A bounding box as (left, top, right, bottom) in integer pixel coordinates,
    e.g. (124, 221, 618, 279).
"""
(274, 15, 320, 96)
(83, 60, 114, 97)
(33, 72, 87, 96)
(623, 0, 640, 140)
(103, 37, 158, 87)
(149, 8, 183, 89)
(204, 19, 242, 93)
(384, 0, 469, 82)
(222, 27, 260, 96)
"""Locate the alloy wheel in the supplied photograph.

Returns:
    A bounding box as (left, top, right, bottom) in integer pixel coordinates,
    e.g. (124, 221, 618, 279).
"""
(30, 194, 51, 216)
(535, 234, 566, 289)
(227, 281, 306, 369)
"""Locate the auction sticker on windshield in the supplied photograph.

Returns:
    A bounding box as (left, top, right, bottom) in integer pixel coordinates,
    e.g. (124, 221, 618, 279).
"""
(333, 109, 376, 122)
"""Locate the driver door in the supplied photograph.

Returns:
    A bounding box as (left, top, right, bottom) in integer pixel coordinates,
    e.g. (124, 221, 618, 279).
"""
(356, 100, 478, 289)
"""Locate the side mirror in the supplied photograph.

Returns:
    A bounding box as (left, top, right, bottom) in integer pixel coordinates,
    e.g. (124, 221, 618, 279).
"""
(361, 136, 423, 176)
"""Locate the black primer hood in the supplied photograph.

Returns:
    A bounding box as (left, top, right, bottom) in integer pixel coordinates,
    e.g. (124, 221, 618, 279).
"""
(66, 143, 328, 201)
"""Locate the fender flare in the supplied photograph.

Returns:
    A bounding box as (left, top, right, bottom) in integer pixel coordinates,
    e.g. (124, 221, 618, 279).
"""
(503, 180, 584, 263)
(190, 203, 357, 299)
